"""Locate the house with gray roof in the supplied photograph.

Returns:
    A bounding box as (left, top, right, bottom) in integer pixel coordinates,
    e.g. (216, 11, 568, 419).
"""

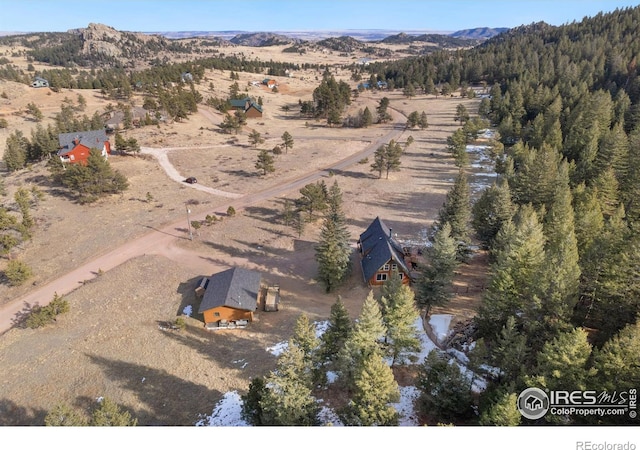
(57, 130, 111, 164)
(357, 217, 412, 286)
(197, 267, 262, 329)
(31, 77, 49, 88)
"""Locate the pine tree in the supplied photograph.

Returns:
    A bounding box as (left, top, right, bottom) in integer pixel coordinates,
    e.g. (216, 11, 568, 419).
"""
(259, 341, 320, 426)
(62, 149, 128, 203)
(340, 352, 400, 426)
(297, 181, 328, 221)
(315, 181, 351, 292)
(241, 377, 266, 425)
(337, 291, 387, 390)
(417, 350, 474, 422)
(529, 328, 593, 393)
(380, 277, 421, 366)
(572, 183, 605, 259)
(28, 124, 58, 161)
(591, 320, 640, 392)
(319, 296, 353, 365)
(248, 129, 264, 148)
(370, 144, 386, 178)
(446, 128, 468, 167)
(477, 204, 546, 339)
(383, 140, 402, 179)
(490, 316, 528, 383)
(3, 130, 28, 171)
(534, 160, 581, 345)
(370, 140, 403, 179)
(281, 131, 294, 153)
(455, 103, 470, 123)
(255, 149, 275, 175)
(478, 392, 521, 426)
(574, 205, 640, 343)
(419, 111, 429, 129)
(45, 403, 88, 426)
(361, 106, 373, 127)
(471, 181, 516, 249)
(415, 222, 457, 315)
(436, 168, 471, 253)
(292, 314, 319, 365)
(90, 398, 137, 426)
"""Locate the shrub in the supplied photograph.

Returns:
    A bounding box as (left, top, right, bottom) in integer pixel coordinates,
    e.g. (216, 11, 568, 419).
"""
(25, 293, 69, 329)
(227, 206, 236, 217)
(4, 259, 32, 286)
(174, 316, 186, 331)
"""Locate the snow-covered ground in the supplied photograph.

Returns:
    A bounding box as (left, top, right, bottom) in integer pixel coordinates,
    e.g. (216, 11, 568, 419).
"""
(195, 314, 489, 427)
(466, 131, 499, 194)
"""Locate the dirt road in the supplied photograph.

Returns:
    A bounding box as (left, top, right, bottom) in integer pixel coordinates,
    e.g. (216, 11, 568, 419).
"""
(0, 113, 406, 335)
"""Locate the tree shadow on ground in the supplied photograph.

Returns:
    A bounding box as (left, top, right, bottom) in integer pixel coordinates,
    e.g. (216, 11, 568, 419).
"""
(85, 353, 224, 425)
(0, 398, 47, 425)
(176, 275, 205, 320)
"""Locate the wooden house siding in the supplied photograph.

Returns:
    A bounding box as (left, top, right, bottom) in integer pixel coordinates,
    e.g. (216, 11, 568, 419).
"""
(245, 105, 262, 118)
(203, 307, 254, 325)
(368, 259, 411, 286)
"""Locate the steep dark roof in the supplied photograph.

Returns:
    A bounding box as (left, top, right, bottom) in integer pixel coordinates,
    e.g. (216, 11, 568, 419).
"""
(358, 217, 410, 281)
(229, 98, 262, 114)
(247, 101, 263, 113)
(57, 130, 108, 156)
(198, 267, 261, 314)
(229, 98, 251, 109)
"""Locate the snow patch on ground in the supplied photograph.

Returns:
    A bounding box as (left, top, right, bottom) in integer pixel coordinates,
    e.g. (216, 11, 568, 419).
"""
(429, 314, 453, 343)
(394, 386, 421, 426)
(195, 391, 249, 427)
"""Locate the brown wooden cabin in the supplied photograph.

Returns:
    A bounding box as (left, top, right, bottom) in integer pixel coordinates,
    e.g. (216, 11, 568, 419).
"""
(197, 267, 262, 329)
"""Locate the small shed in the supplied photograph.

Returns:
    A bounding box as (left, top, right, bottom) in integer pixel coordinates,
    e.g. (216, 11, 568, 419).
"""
(262, 285, 280, 312)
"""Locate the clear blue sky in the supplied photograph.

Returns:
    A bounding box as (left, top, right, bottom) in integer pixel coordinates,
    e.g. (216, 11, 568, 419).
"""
(1, 0, 638, 33)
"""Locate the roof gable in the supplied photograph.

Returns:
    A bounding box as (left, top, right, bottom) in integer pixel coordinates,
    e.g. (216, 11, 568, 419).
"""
(198, 268, 261, 314)
(359, 217, 410, 281)
(58, 130, 108, 155)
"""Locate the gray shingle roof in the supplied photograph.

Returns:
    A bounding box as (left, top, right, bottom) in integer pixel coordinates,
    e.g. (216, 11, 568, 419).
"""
(358, 217, 410, 282)
(198, 267, 261, 314)
(57, 130, 108, 156)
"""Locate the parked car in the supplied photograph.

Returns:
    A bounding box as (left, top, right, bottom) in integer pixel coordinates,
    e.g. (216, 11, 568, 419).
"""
(184, 177, 197, 184)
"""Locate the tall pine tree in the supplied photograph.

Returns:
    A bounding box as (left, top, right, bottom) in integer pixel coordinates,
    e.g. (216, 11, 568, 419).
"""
(315, 181, 351, 292)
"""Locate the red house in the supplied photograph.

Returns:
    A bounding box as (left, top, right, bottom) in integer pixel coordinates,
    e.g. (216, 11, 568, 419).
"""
(57, 130, 111, 165)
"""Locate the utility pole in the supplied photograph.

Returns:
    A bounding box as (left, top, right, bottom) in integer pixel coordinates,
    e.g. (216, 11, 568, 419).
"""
(186, 204, 193, 241)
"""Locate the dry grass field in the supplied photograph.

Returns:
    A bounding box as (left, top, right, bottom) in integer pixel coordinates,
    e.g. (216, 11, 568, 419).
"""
(0, 40, 487, 425)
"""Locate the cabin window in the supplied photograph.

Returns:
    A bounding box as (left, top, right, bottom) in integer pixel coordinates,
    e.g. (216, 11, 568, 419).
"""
(391, 264, 398, 271)
(214, 312, 220, 317)
(398, 273, 404, 279)
(382, 264, 390, 271)
(376, 273, 388, 281)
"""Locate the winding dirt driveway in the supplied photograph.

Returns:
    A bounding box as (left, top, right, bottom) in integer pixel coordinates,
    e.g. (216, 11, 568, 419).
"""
(0, 112, 406, 335)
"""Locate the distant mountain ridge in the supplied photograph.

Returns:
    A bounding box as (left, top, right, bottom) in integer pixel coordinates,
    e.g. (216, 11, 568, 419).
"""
(152, 27, 509, 44)
(450, 27, 510, 39)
